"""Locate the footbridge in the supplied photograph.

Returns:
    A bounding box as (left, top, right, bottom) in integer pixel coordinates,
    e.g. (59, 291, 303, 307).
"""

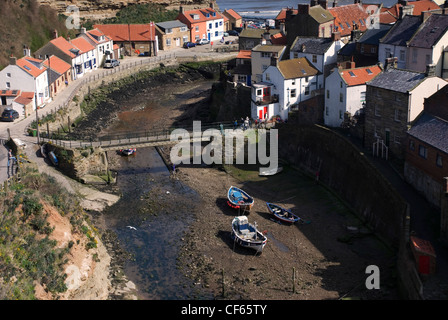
(37, 121, 258, 151)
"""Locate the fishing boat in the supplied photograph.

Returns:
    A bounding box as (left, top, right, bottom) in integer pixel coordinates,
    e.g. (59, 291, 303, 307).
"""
(259, 166, 283, 176)
(227, 186, 254, 211)
(231, 215, 267, 253)
(120, 148, 136, 156)
(48, 151, 58, 167)
(40, 143, 48, 158)
(266, 202, 310, 225)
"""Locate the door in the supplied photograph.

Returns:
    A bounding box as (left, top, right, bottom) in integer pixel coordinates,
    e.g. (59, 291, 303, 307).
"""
(176, 37, 180, 47)
(1, 96, 6, 105)
(385, 129, 390, 147)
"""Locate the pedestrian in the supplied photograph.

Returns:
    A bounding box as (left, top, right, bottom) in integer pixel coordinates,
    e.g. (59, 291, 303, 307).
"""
(233, 119, 238, 130)
(244, 117, 249, 131)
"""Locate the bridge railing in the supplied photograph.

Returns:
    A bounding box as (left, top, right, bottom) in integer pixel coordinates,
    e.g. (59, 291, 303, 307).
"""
(38, 121, 244, 150)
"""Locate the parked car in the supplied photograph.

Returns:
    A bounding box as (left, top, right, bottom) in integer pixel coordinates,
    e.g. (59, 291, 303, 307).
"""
(228, 30, 239, 36)
(138, 51, 150, 57)
(1, 108, 19, 122)
(183, 41, 197, 48)
(195, 39, 210, 45)
(104, 59, 120, 68)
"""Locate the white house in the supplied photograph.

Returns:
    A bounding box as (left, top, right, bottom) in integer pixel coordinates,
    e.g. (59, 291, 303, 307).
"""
(251, 57, 321, 121)
(251, 44, 286, 83)
(324, 64, 382, 127)
(0, 56, 50, 109)
(290, 32, 345, 86)
(77, 27, 114, 66)
(378, 15, 422, 69)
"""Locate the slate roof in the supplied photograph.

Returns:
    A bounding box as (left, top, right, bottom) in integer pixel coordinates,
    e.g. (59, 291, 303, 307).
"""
(379, 15, 422, 46)
(358, 24, 392, 45)
(156, 20, 187, 31)
(239, 28, 279, 39)
(408, 14, 448, 49)
(290, 36, 334, 55)
(408, 112, 448, 153)
(277, 57, 319, 79)
(367, 68, 426, 93)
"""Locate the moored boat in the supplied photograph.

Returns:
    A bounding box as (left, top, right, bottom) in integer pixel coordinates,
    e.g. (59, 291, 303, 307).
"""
(40, 143, 48, 158)
(48, 151, 58, 166)
(266, 202, 300, 224)
(231, 215, 267, 253)
(120, 148, 136, 156)
(227, 186, 254, 212)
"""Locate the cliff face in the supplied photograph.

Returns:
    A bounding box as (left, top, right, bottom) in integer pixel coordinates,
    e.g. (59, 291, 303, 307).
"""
(37, 0, 217, 20)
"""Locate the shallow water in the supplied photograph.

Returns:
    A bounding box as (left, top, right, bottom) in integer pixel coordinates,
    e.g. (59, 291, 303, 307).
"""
(102, 147, 212, 299)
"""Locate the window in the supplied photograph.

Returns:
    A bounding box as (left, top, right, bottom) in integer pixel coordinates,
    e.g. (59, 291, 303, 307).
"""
(394, 134, 401, 144)
(305, 87, 310, 95)
(326, 90, 330, 99)
(291, 89, 297, 98)
(209, 23, 212, 29)
(425, 54, 431, 65)
(419, 145, 427, 159)
(6, 73, 11, 78)
(339, 110, 343, 119)
(349, 71, 356, 77)
(326, 107, 329, 116)
(166, 28, 173, 34)
(366, 69, 373, 75)
(237, 75, 247, 82)
(370, 47, 376, 54)
(6, 82, 10, 89)
(215, 22, 218, 28)
(293, 52, 298, 58)
(261, 52, 271, 58)
(339, 93, 343, 102)
(399, 50, 405, 61)
(394, 108, 401, 122)
(412, 49, 418, 63)
(183, 36, 188, 43)
(409, 140, 415, 151)
(360, 91, 366, 101)
(374, 105, 381, 116)
(305, 76, 309, 83)
(256, 89, 262, 96)
(436, 154, 443, 168)
(265, 73, 270, 81)
(312, 55, 317, 63)
(195, 26, 199, 32)
(385, 48, 391, 58)
(180, 26, 187, 32)
(166, 38, 171, 46)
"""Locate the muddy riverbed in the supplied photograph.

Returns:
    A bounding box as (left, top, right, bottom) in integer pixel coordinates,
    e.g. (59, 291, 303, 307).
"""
(74, 65, 400, 300)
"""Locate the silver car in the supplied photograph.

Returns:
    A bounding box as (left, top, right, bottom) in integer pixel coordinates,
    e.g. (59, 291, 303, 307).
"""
(104, 59, 120, 68)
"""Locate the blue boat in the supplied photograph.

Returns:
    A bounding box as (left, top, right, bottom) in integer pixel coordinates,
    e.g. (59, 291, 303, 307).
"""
(227, 186, 254, 212)
(231, 215, 267, 253)
(48, 151, 58, 167)
(266, 202, 300, 224)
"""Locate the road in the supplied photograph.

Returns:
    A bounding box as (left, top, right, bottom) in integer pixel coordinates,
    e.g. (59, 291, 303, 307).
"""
(0, 37, 239, 185)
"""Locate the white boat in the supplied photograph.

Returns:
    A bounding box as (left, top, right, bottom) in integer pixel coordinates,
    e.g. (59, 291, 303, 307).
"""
(231, 215, 267, 253)
(259, 166, 283, 176)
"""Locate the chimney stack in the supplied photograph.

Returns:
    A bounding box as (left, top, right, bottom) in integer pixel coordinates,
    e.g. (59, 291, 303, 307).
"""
(23, 46, 31, 57)
(331, 31, 341, 41)
(385, 57, 398, 70)
(210, 2, 214, 9)
(297, 4, 310, 14)
(9, 56, 17, 65)
(425, 64, 436, 77)
(319, 0, 328, 9)
(179, 6, 184, 13)
(53, 29, 58, 39)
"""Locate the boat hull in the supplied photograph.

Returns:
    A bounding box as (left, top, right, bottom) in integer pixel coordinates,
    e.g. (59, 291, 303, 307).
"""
(227, 186, 254, 211)
(48, 151, 58, 167)
(266, 202, 299, 224)
(231, 216, 267, 253)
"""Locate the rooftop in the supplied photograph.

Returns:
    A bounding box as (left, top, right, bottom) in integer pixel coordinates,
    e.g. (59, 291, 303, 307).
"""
(156, 20, 187, 31)
(408, 111, 448, 154)
(328, 4, 370, 37)
(94, 23, 156, 42)
(379, 15, 422, 46)
(177, 7, 223, 24)
(277, 57, 319, 79)
(291, 36, 335, 55)
(340, 65, 382, 86)
(408, 14, 448, 49)
(367, 67, 426, 93)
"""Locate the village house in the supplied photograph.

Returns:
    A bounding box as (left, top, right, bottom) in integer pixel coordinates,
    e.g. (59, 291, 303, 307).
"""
(364, 59, 447, 159)
(0, 90, 35, 118)
(284, 2, 334, 45)
(327, 1, 372, 41)
(238, 28, 282, 51)
(406, 13, 448, 79)
(0, 56, 50, 109)
(274, 7, 298, 29)
(176, 4, 225, 43)
(324, 63, 382, 127)
(377, 14, 422, 70)
(77, 27, 114, 66)
(290, 32, 345, 85)
(34, 34, 98, 80)
(94, 23, 158, 57)
(43, 55, 72, 99)
(221, 9, 243, 31)
(251, 57, 320, 121)
(231, 50, 252, 85)
(251, 44, 286, 84)
(155, 20, 189, 51)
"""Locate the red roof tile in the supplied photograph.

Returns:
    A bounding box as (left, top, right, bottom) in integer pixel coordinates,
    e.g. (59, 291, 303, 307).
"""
(223, 9, 242, 20)
(270, 32, 287, 45)
(70, 37, 95, 53)
(340, 65, 382, 86)
(93, 23, 156, 42)
(0, 90, 20, 97)
(50, 36, 78, 58)
(177, 8, 223, 24)
(328, 4, 370, 37)
(275, 8, 298, 21)
(43, 55, 71, 74)
(236, 50, 251, 59)
(16, 57, 47, 78)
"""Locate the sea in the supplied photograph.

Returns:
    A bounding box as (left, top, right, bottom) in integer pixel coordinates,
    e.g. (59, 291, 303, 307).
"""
(215, 0, 399, 19)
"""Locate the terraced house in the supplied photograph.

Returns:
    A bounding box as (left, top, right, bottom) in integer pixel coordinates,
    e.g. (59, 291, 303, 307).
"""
(155, 20, 189, 51)
(176, 4, 224, 42)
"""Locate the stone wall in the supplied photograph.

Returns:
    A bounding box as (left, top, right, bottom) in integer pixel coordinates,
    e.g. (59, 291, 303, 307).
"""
(278, 123, 407, 246)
